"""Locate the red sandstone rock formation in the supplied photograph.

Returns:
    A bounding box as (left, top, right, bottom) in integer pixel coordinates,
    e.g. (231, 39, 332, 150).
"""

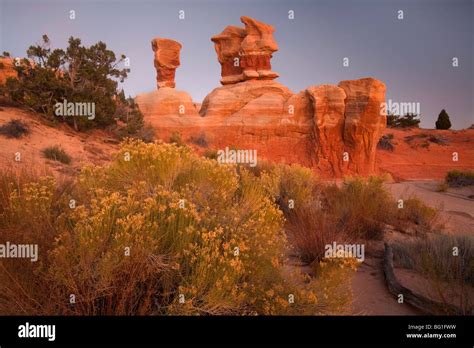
(136, 19, 387, 177)
(240, 16, 279, 81)
(211, 16, 279, 85)
(339, 78, 387, 175)
(200, 80, 292, 119)
(151, 38, 182, 89)
(211, 26, 246, 85)
(195, 78, 386, 177)
(135, 38, 199, 124)
(306, 85, 347, 176)
(135, 88, 199, 124)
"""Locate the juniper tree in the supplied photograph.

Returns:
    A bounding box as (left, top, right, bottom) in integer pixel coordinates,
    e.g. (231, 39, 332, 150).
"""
(435, 109, 452, 130)
(5, 35, 134, 131)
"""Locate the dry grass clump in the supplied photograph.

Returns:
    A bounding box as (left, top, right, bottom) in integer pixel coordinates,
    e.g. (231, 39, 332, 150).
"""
(392, 235, 474, 314)
(42, 145, 72, 164)
(286, 202, 352, 264)
(322, 177, 393, 240)
(0, 140, 354, 315)
(377, 134, 395, 151)
(264, 170, 438, 263)
(0, 119, 29, 138)
(436, 182, 449, 192)
(392, 197, 438, 233)
(445, 170, 474, 187)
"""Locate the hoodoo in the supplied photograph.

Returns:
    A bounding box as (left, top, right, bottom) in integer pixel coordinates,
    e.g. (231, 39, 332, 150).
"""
(151, 37, 182, 89)
(239, 16, 279, 81)
(211, 26, 247, 85)
(135, 37, 199, 126)
(136, 17, 387, 177)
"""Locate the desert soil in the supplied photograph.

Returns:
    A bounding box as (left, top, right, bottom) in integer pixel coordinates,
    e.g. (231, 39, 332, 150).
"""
(0, 107, 118, 176)
(377, 127, 474, 180)
(350, 181, 473, 315)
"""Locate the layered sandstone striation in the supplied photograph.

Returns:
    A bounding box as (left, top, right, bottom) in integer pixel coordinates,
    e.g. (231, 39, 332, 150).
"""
(136, 18, 387, 177)
(306, 85, 347, 176)
(339, 78, 387, 175)
(135, 88, 199, 127)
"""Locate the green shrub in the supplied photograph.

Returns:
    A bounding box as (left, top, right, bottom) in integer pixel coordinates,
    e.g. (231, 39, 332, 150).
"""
(388, 113, 421, 128)
(323, 177, 394, 240)
(435, 109, 452, 130)
(386, 113, 398, 127)
(264, 163, 320, 214)
(169, 131, 184, 146)
(42, 145, 71, 164)
(377, 134, 395, 151)
(0, 119, 29, 138)
(113, 91, 147, 138)
(189, 132, 208, 147)
(446, 170, 474, 187)
(5, 35, 130, 131)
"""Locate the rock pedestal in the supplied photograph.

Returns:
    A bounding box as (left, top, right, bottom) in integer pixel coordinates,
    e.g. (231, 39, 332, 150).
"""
(240, 16, 279, 80)
(151, 38, 182, 89)
(211, 16, 279, 85)
(211, 26, 246, 85)
(135, 38, 198, 125)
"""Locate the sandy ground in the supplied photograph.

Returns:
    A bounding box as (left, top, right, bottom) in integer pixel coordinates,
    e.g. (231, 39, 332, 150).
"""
(351, 255, 422, 315)
(0, 107, 118, 176)
(377, 127, 474, 180)
(350, 181, 473, 315)
(386, 181, 474, 235)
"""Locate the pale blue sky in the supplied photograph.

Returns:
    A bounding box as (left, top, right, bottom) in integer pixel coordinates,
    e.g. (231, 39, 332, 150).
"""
(1, 0, 473, 128)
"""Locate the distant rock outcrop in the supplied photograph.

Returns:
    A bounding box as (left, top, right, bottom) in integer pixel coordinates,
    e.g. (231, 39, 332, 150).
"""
(136, 18, 387, 177)
(151, 38, 182, 89)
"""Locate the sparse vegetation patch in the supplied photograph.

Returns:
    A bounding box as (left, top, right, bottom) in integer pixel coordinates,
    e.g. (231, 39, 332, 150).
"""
(0, 119, 29, 138)
(446, 170, 474, 187)
(42, 145, 71, 164)
(377, 134, 395, 151)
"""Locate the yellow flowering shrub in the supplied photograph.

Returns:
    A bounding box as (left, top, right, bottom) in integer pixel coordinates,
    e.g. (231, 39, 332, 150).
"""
(0, 140, 357, 315)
